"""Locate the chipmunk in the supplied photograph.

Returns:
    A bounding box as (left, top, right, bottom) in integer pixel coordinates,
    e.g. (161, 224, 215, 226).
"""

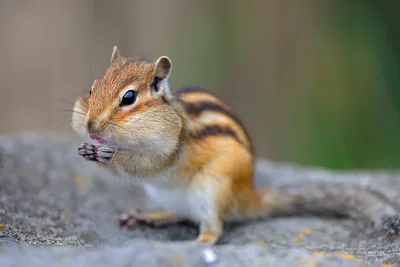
(72, 46, 400, 245)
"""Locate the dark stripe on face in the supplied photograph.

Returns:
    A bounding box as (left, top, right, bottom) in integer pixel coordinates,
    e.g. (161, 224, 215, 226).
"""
(182, 100, 253, 152)
(116, 76, 136, 97)
(79, 96, 89, 111)
(129, 98, 159, 114)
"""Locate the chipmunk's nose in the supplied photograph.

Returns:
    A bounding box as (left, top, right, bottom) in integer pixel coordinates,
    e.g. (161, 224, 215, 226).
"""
(87, 118, 100, 134)
(87, 118, 108, 134)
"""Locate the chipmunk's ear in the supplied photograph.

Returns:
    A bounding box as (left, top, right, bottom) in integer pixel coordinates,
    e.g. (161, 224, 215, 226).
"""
(154, 56, 172, 79)
(152, 56, 172, 95)
(110, 46, 122, 64)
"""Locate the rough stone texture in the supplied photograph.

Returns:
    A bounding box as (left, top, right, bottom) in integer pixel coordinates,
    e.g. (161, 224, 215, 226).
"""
(1, 132, 400, 266)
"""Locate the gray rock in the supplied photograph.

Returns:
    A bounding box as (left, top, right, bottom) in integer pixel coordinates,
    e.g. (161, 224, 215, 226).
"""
(0, 132, 400, 266)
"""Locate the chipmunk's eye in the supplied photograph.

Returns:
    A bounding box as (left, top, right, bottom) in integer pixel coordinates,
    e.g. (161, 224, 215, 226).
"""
(120, 90, 137, 106)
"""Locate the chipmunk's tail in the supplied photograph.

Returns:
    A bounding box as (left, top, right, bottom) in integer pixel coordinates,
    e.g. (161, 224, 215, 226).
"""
(250, 183, 400, 235)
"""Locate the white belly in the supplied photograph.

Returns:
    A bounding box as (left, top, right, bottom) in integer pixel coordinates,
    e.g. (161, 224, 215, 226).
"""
(142, 183, 192, 218)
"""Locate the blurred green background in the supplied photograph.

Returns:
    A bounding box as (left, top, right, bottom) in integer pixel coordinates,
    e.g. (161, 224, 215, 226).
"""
(1, 0, 400, 170)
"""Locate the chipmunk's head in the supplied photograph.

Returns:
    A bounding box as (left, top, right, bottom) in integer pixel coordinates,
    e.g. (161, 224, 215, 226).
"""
(72, 46, 183, 156)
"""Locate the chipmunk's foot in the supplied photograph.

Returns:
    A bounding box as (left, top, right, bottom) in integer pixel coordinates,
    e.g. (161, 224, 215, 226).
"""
(117, 210, 178, 229)
(381, 216, 400, 238)
(195, 232, 220, 245)
(78, 143, 116, 163)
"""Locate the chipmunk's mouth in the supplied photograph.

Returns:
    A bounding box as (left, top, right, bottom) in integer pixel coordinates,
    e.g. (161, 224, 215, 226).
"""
(89, 134, 116, 147)
(90, 135, 107, 144)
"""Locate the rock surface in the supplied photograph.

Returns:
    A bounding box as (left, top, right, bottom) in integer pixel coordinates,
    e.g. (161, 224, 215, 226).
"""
(1, 132, 400, 266)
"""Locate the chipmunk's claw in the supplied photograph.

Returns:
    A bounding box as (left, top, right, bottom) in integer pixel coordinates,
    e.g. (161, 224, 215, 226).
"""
(117, 209, 145, 229)
(78, 143, 116, 163)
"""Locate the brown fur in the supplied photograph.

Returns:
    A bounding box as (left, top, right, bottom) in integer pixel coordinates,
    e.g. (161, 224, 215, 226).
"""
(72, 49, 266, 244)
(72, 47, 400, 245)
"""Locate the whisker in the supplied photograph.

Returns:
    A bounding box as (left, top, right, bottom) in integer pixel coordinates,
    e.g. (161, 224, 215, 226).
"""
(62, 109, 86, 116)
(60, 99, 76, 106)
(113, 125, 127, 139)
(109, 129, 124, 146)
(110, 122, 129, 131)
(112, 128, 123, 141)
(50, 115, 75, 123)
(40, 116, 71, 129)
(88, 60, 94, 80)
(55, 120, 73, 129)
(123, 110, 159, 125)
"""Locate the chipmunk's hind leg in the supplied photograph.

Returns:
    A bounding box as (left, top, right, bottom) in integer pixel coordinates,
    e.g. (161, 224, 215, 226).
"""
(118, 210, 178, 229)
(196, 219, 223, 244)
(189, 175, 232, 245)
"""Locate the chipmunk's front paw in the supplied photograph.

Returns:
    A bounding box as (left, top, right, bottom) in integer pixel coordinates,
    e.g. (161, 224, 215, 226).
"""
(78, 143, 116, 163)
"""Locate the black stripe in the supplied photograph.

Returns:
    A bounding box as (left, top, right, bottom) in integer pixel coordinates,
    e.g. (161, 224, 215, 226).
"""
(182, 101, 253, 152)
(184, 101, 227, 116)
(189, 124, 245, 147)
(175, 87, 254, 152)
